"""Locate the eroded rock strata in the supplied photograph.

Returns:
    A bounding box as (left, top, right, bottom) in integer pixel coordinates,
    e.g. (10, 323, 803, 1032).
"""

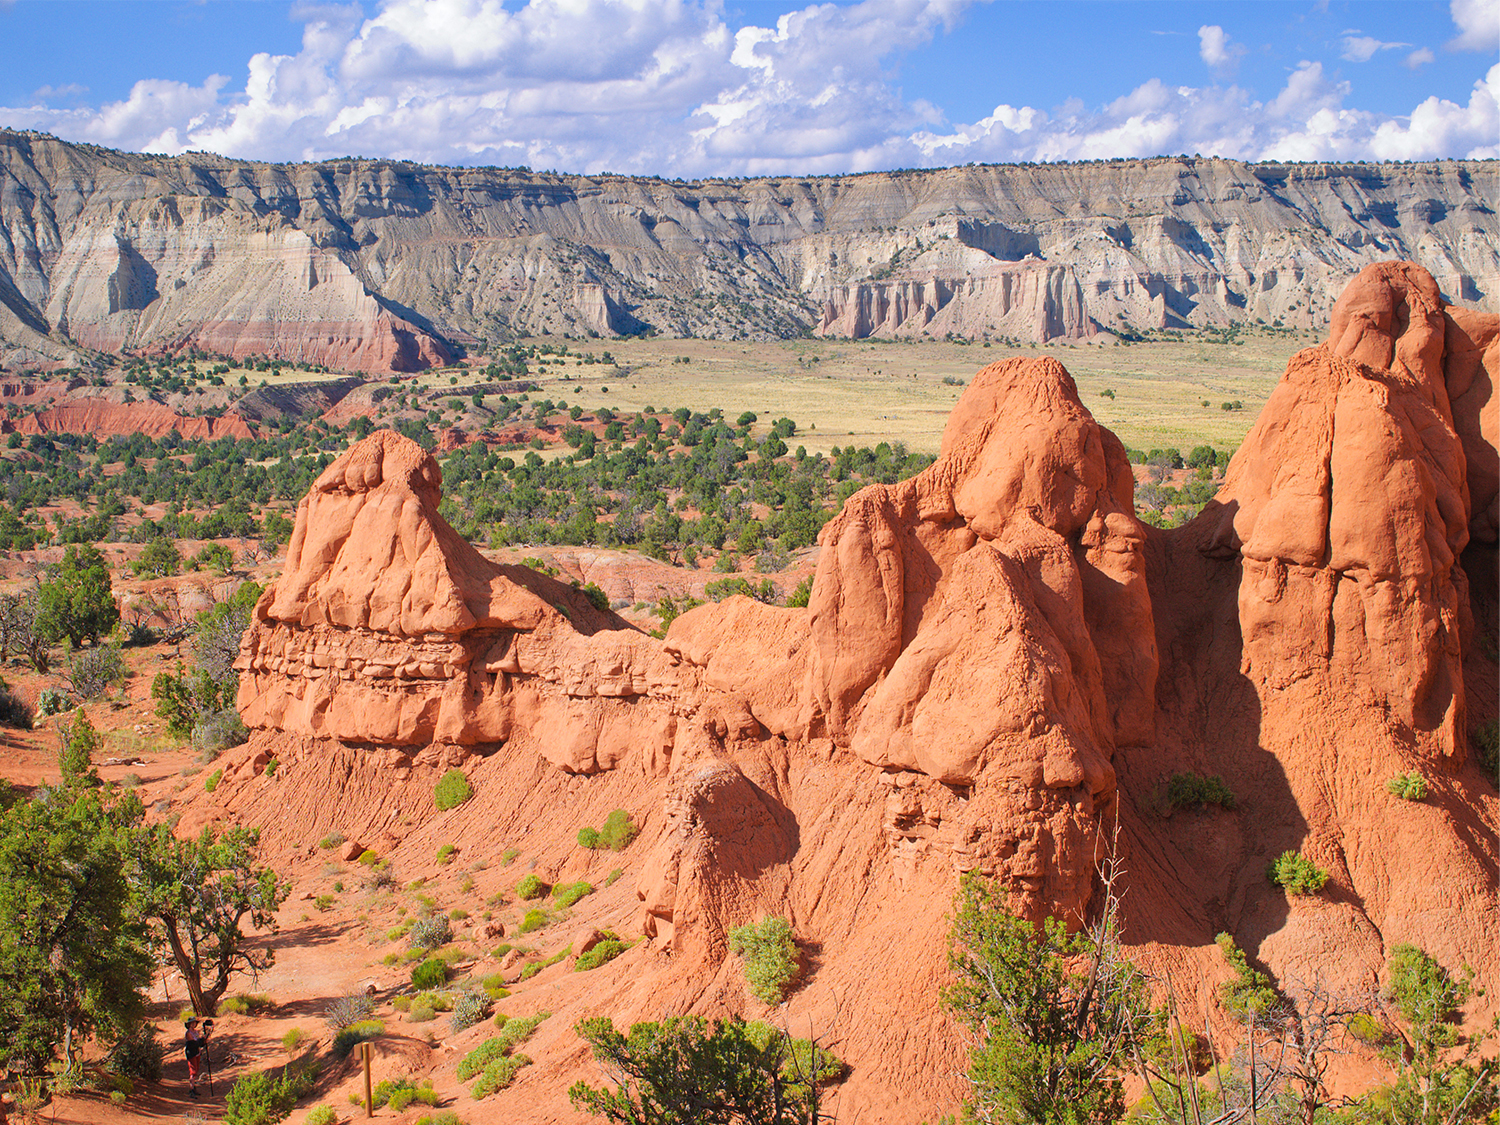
(3, 129, 1496, 368)
(215, 261, 1496, 1120)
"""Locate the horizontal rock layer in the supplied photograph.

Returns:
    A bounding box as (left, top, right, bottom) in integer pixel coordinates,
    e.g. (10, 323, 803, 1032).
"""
(2, 130, 1496, 365)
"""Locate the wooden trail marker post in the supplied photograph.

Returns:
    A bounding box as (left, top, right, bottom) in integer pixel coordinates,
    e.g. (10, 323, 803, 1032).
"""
(362, 1041, 373, 1117)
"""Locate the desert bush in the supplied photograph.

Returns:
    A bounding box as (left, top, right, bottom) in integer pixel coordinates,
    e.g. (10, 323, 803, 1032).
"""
(357, 849, 379, 865)
(35, 686, 71, 717)
(1267, 851, 1328, 895)
(408, 914, 453, 951)
(222, 1065, 315, 1125)
(305, 1107, 336, 1125)
(577, 826, 601, 849)
(315, 894, 334, 912)
(411, 957, 448, 990)
(0, 683, 33, 730)
(193, 708, 248, 757)
(436, 843, 456, 864)
(372, 1077, 438, 1110)
(324, 993, 376, 1030)
(205, 768, 224, 792)
(1474, 719, 1498, 781)
(415, 1114, 465, 1125)
(519, 908, 549, 934)
(331, 1020, 383, 1060)
(471, 1054, 531, 1098)
(729, 917, 799, 1005)
(1160, 771, 1236, 812)
(575, 937, 630, 972)
(107, 1022, 164, 1083)
(434, 769, 473, 810)
(516, 874, 547, 900)
(1215, 933, 1281, 1017)
(451, 990, 489, 1032)
(319, 831, 345, 849)
(553, 881, 592, 909)
(495, 1011, 547, 1052)
(1386, 771, 1429, 800)
(219, 993, 271, 1015)
(281, 1027, 306, 1052)
(458, 1037, 511, 1080)
(600, 808, 639, 850)
(68, 643, 124, 700)
(408, 1001, 436, 1023)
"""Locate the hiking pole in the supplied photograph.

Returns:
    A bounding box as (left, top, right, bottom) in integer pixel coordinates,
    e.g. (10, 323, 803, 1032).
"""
(203, 1020, 216, 1098)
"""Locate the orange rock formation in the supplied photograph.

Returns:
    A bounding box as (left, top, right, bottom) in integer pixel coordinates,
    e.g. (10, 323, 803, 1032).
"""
(213, 261, 1496, 1120)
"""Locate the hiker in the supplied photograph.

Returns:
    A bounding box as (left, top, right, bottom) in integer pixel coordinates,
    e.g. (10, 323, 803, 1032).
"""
(183, 1017, 209, 1096)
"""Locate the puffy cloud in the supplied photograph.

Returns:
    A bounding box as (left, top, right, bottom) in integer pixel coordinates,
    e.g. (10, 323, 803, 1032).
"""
(1405, 47, 1436, 68)
(1340, 34, 1410, 62)
(0, 0, 1495, 174)
(1448, 0, 1499, 52)
(1198, 25, 1244, 72)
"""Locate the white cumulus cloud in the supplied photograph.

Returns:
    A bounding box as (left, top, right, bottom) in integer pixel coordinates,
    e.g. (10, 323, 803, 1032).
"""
(0, 0, 1495, 175)
(1448, 0, 1499, 51)
(1405, 47, 1436, 68)
(1340, 34, 1410, 62)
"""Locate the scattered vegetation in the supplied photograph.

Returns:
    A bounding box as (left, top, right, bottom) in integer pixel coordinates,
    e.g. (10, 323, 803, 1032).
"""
(576, 935, 631, 972)
(434, 769, 473, 811)
(728, 916, 799, 1005)
(411, 958, 448, 990)
(1385, 770, 1429, 800)
(331, 1020, 384, 1060)
(222, 1065, 316, 1125)
(1266, 850, 1329, 895)
(516, 874, 548, 900)
(1158, 771, 1237, 813)
(553, 881, 593, 909)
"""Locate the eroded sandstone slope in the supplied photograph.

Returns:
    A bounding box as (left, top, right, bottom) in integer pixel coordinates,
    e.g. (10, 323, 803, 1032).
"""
(192, 261, 1496, 1121)
(3, 129, 1496, 367)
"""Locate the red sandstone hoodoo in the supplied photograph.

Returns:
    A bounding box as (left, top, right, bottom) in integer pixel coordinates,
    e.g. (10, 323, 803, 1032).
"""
(202, 262, 1496, 1120)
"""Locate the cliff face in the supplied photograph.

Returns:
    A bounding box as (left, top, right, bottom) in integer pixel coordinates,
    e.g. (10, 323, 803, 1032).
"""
(2, 130, 1496, 368)
(203, 262, 1497, 1119)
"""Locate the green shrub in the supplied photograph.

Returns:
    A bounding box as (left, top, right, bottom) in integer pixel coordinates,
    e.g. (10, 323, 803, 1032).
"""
(1161, 772, 1237, 812)
(458, 1035, 515, 1080)
(1215, 933, 1280, 1017)
(264, 758, 279, 777)
(372, 1077, 437, 1110)
(306, 1107, 337, 1125)
(319, 831, 345, 850)
(315, 894, 334, 912)
(577, 826, 602, 849)
(1267, 851, 1329, 895)
(1386, 771, 1429, 800)
(324, 994, 375, 1030)
(496, 1012, 548, 1053)
(411, 957, 448, 990)
(600, 808, 639, 850)
(409, 914, 453, 950)
(1472, 719, 1498, 781)
(604, 867, 623, 887)
(472, 1054, 531, 1098)
(415, 1114, 465, 1125)
(451, 990, 489, 1031)
(106, 1021, 164, 1083)
(519, 908, 549, 934)
(516, 874, 547, 900)
(437, 844, 456, 864)
(729, 917, 798, 1005)
(357, 849, 379, 865)
(219, 993, 271, 1015)
(331, 1020, 383, 1060)
(482, 973, 510, 1000)
(553, 881, 593, 909)
(281, 1027, 306, 1052)
(205, 768, 224, 792)
(576, 938, 630, 972)
(449, 908, 468, 920)
(408, 1002, 436, 1023)
(222, 1065, 315, 1125)
(435, 769, 473, 811)
(502, 848, 520, 865)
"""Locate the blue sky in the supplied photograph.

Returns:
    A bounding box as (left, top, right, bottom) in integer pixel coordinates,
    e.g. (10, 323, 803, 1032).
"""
(1, 0, 1494, 175)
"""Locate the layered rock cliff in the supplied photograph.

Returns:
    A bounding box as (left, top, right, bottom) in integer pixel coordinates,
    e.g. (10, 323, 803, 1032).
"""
(200, 263, 1495, 1119)
(2, 129, 1496, 369)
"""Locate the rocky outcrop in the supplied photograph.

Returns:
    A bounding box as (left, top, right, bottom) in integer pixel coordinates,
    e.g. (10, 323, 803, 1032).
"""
(2, 130, 1496, 365)
(220, 262, 1496, 1121)
(4, 398, 253, 440)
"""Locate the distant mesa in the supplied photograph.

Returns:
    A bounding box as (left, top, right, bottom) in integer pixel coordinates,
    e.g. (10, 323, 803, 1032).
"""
(2, 129, 1496, 369)
(210, 260, 1494, 1119)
